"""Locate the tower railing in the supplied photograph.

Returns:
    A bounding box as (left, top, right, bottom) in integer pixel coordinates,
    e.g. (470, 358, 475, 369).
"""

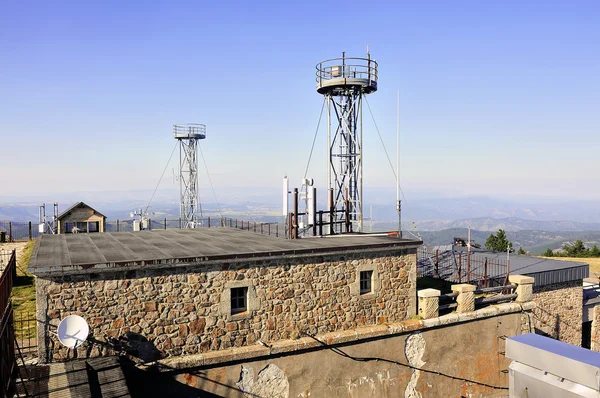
(316, 57, 378, 86)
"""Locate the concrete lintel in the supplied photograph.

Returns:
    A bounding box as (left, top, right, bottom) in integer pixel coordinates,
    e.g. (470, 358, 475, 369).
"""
(451, 283, 476, 293)
(417, 288, 441, 298)
(509, 275, 534, 285)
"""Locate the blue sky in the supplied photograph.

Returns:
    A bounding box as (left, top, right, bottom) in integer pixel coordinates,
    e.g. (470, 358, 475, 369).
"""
(1, 0, 599, 205)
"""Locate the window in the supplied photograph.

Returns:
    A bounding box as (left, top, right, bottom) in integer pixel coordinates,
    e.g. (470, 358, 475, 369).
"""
(231, 287, 248, 314)
(64, 222, 75, 234)
(360, 270, 373, 294)
(88, 222, 99, 233)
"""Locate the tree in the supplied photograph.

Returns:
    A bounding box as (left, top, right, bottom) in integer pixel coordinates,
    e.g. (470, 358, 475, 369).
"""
(542, 248, 553, 257)
(518, 247, 527, 255)
(590, 245, 600, 257)
(485, 229, 514, 253)
(563, 240, 588, 257)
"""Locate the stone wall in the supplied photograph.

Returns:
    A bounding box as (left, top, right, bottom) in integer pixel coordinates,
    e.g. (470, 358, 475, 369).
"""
(36, 248, 416, 363)
(591, 306, 600, 352)
(532, 280, 583, 346)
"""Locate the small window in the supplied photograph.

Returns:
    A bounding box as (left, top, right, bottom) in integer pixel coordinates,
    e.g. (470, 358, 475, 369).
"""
(360, 270, 373, 294)
(88, 222, 99, 233)
(231, 287, 248, 314)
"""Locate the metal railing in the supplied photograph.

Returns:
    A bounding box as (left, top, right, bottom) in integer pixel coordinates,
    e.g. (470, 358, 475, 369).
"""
(316, 56, 378, 85)
(0, 221, 39, 242)
(418, 247, 510, 288)
(438, 284, 518, 313)
(0, 249, 17, 397)
(13, 310, 36, 360)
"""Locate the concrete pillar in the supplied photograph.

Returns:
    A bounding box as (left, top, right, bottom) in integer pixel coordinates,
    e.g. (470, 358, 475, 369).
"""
(509, 275, 535, 303)
(451, 283, 476, 313)
(418, 288, 440, 319)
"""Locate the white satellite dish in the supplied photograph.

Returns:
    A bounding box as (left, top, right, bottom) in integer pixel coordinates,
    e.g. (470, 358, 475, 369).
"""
(56, 315, 89, 349)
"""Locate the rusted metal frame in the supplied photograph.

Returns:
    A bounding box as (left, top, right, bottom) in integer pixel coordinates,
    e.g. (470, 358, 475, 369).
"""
(475, 284, 516, 295)
(475, 294, 518, 306)
(439, 302, 458, 311)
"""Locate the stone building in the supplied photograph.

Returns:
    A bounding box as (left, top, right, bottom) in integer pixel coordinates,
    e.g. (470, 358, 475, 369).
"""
(29, 228, 421, 363)
(57, 201, 106, 234)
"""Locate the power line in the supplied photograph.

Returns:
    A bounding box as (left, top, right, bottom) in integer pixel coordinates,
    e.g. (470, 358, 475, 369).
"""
(300, 331, 508, 390)
(198, 143, 223, 218)
(145, 141, 179, 214)
(303, 97, 326, 179)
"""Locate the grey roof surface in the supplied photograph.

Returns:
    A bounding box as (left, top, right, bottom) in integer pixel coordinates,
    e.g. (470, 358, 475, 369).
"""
(30, 228, 421, 276)
(419, 246, 589, 287)
(58, 201, 107, 220)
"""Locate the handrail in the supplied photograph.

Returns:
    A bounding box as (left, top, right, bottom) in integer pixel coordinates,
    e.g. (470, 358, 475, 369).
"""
(316, 57, 378, 84)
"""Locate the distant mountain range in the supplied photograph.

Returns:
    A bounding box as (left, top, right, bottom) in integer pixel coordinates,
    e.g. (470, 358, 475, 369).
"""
(412, 217, 600, 232)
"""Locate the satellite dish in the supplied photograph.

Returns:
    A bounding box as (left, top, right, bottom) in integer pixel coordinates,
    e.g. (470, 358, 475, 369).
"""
(57, 315, 89, 349)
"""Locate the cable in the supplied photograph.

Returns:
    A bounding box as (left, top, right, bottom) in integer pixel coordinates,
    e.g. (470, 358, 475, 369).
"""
(303, 97, 326, 179)
(198, 143, 223, 218)
(364, 96, 421, 239)
(144, 141, 178, 215)
(300, 331, 508, 390)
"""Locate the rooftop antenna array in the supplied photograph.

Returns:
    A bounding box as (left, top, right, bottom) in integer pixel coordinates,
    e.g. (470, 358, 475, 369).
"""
(316, 52, 378, 233)
(173, 123, 206, 228)
(38, 203, 58, 234)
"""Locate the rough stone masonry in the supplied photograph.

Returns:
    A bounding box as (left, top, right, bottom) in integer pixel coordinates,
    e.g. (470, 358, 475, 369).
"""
(31, 230, 420, 363)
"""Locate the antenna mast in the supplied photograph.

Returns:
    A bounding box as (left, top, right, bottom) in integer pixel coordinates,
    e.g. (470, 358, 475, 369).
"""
(173, 123, 206, 229)
(397, 91, 402, 238)
(316, 52, 378, 233)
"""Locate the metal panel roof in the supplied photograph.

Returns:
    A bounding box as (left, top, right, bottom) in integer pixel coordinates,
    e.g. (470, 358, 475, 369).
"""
(30, 228, 422, 276)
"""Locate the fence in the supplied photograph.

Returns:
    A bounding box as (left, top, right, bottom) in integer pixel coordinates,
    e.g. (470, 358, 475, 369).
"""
(13, 310, 36, 361)
(0, 249, 16, 397)
(418, 247, 510, 288)
(0, 221, 39, 242)
(2, 216, 287, 240)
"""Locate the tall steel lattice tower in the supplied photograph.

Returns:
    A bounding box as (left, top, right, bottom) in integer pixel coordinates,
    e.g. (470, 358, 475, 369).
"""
(173, 123, 206, 228)
(316, 52, 378, 233)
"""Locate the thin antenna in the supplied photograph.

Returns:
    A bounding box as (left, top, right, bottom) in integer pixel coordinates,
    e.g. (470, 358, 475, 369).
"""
(396, 90, 402, 238)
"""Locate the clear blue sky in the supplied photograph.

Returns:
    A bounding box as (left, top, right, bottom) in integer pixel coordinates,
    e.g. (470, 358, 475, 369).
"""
(1, 0, 599, 204)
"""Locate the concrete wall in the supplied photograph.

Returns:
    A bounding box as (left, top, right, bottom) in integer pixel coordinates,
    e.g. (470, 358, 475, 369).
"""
(162, 306, 534, 398)
(36, 248, 416, 363)
(58, 206, 105, 233)
(532, 280, 583, 346)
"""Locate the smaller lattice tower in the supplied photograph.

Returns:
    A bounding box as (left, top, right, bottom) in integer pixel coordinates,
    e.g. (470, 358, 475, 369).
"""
(173, 123, 206, 228)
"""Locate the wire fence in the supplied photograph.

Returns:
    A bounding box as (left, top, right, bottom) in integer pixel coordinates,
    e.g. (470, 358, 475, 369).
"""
(1, 217, 287, 240)
(418, 247, 510, 288)
(13, 309, 36, 360)
(0, 221, 40, 242)
(0, 249, 17, 397)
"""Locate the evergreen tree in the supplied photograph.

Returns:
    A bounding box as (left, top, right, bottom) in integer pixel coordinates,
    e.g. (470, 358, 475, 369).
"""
(485, 229, 514, 253)
(590, 245, 600, 257)
(518, 247, 527, 255)
(542, 248, 553, 257)
(563, 240, 588, 257)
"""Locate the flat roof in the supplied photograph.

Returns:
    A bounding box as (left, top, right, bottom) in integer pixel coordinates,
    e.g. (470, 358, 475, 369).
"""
(30, 228, 421, 276)
(419, 246, 589, 286)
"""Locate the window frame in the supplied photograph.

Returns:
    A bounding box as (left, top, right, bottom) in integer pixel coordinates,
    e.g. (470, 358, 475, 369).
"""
(230, 286, 248, 315)
(359, 270, 373, 295)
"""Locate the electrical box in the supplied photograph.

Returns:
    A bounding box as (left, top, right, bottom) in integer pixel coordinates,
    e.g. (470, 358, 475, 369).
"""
(507, 334, 600, 397)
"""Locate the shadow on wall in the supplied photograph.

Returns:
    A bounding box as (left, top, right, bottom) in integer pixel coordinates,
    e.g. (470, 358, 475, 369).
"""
(121, 357, 225, 398)
(108, 332, 162, 363)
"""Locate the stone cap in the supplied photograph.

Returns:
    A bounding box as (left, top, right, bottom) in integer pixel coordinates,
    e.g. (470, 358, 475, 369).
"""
(417, 288, 441, 298)
(509, 275, 534, 285)
(451, 283, 476, 293)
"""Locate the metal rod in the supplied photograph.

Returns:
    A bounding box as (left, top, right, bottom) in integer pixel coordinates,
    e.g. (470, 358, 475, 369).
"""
(293, 188, 299, 239)
(329, 188, 334, 234)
